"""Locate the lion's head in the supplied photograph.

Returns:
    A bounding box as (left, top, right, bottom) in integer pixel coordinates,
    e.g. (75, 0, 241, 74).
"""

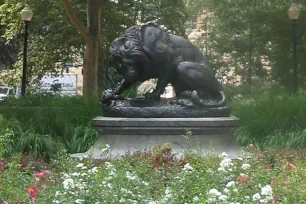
(110, 26, 150, 82)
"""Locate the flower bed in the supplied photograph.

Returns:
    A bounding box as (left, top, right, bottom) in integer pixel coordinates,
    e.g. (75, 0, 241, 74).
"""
(1, 145, 306, 203)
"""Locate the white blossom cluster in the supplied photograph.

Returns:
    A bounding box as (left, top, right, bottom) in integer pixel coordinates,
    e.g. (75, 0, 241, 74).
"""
(252, 185, 273, 203)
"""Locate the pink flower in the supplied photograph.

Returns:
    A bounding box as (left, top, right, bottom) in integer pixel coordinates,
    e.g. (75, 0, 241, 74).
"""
(35, 177, 40, 182)
(3, 201, 8, 204)
(43, 170, 50, 176)
(35, 172, 44, 178)
(249, 144, 254, 149)
(287, 163, 295, 170)
(30, 193, 37, 201)
(42, 184, 47, 190)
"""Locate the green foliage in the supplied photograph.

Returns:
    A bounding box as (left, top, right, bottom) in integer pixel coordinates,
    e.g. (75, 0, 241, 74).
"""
(190, 0, 306, 91)
(1, 148, 306, 203)
(0, 95, 101, 158)
(232, 91, 306, 148)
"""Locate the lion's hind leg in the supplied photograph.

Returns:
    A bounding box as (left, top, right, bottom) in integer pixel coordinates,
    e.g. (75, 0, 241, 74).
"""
(176, 61, 226, 107)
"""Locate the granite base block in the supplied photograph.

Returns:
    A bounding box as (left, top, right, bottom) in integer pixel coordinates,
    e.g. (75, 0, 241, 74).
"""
(71, 117, 241, 159)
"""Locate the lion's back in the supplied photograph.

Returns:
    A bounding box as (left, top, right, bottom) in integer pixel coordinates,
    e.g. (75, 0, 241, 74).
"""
(169, 34, 206, 63)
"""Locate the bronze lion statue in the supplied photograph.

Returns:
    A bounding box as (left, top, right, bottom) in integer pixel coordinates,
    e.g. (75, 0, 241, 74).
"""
(101, 22, 226, 108)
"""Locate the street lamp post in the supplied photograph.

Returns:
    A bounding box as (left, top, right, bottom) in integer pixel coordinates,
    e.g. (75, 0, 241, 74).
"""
(20, 4, 33, 96)
(288, 3, 299, 94)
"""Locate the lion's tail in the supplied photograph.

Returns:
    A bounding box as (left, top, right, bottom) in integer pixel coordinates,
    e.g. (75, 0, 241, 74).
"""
(191, 90, 226, 107)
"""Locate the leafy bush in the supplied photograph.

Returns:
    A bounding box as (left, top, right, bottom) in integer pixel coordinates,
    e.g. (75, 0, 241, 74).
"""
(0, 95, 102, 158)
(232, 91, 306, 148)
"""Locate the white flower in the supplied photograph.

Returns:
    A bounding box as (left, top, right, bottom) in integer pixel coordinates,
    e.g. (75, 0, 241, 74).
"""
(219, 152, 228, 158)
(253, 193, 261, 201)
(218, 167, 225, 172)
(55, 191, 61, 197)
(183, 163, 193, 172)
(75, 163, 84, 168)
(148, 202, 157, 204)
(223, 188, 230, 194)
(260, 199, 268, 203)
(119, 198, 126, 203)
(218, 157, 234, 173)
(192, 196, 199, 202)
(75, 199, 85, 204)
(72, 172, 80, 177)
(233, 188, 238, 193)
(126, 171, 138, 181)
(208, 189, 222, 197)
(226, 181, 236, 188)
(165, 187, 172, 195)
(63, 178, 75, 189)
(207, 198, 216, 203)
(52, 200, 60, 203)
(107, 183, 113, 189)
(261, 185, 273, 199)
(109, 0, 119, 3)
(207, 168, 213, 173)
(88, 167, 99, 174)
(241, 163, 251, 170)
(105, 162, 114, 169)
(219, 195, 228, 201)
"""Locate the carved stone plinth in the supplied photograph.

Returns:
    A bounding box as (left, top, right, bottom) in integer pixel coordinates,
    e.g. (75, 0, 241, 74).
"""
(71, 116, 241, 159)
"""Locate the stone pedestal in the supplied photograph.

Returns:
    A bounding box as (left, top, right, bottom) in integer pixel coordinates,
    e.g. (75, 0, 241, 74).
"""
(71, 117, 240, 159)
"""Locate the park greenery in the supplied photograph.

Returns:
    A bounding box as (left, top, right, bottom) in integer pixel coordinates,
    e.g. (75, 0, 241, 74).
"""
(1, 0, 306, 202)
(1, 146, 306, 203)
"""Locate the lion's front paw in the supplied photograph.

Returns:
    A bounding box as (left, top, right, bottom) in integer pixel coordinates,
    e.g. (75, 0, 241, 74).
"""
(100, 89, 114, 105)
(145, 92, 161, 101)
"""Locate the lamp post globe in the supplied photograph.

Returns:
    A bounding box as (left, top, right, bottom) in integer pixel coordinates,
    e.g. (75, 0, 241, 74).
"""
(288, 3, 300, 20)
(20, 4, 33, 96)
(288, 3, 299, 94)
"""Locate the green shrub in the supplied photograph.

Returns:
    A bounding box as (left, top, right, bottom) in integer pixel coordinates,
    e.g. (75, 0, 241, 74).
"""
(0, 95, 102, 158)
(232, 91, 306, 148)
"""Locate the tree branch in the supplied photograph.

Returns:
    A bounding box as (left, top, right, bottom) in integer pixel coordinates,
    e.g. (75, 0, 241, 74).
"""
(61, 0, 91, 44)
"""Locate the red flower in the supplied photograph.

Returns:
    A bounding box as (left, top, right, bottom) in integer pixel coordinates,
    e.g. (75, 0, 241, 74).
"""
(265, 164, 272, 170)
(3, 201, 8, 204)
(237, 175, 249, 184)
(273, 197, 278, 204)
(28, 185, 40, 201)
(0, 163, 5, 172)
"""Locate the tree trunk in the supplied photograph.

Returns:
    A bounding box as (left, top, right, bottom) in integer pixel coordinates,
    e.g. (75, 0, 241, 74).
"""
(61, 0, 103, 97)
(83, 0, 102, 97)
